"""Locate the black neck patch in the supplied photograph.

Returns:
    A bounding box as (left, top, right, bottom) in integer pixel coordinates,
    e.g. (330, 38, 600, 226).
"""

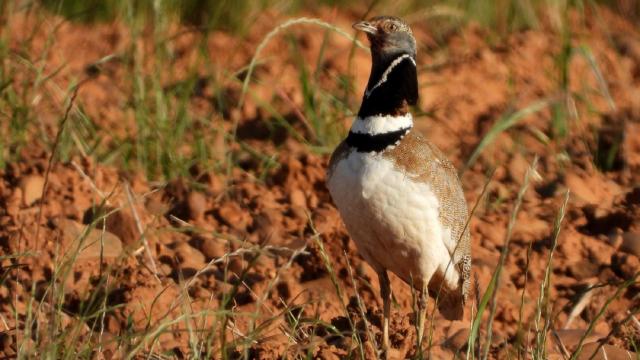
(346, 127, 411, 153)
(358, 54, 418, 118)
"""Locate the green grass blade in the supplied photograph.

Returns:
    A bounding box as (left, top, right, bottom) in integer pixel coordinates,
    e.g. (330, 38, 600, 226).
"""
(462, 99, 552, 174)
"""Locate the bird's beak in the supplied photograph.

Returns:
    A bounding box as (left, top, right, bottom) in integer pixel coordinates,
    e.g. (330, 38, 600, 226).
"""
(352, 21, 377, 35)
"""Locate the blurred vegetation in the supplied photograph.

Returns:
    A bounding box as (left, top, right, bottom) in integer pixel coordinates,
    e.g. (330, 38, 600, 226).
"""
(34, 0, 640, 32)
(0, 0, 635, 179)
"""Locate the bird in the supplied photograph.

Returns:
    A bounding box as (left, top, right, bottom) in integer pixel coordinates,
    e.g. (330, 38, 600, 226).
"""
(326, 16, 471, 354)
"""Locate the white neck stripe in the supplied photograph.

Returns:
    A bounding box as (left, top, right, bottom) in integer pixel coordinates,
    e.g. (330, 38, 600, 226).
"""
(364, 54, 416, 98)
(350, 113, 414, 135)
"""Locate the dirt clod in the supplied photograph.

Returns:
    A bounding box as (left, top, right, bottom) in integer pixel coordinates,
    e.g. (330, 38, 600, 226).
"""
(19, 175, 44, 207)
(620, 232, 640, 258)
(55, 218, 123, 259)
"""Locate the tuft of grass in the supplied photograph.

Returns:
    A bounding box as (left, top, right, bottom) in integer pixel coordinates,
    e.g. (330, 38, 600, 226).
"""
(467, 158, 538, 360)
(462, 99, 552, 174)
(531, 189, 570, 359)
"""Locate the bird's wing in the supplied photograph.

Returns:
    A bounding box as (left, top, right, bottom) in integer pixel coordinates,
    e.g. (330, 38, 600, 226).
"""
(383, 130, 471, 298)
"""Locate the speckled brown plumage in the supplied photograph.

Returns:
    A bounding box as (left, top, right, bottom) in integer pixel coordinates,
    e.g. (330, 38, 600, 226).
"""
(383, 129, 471, 319)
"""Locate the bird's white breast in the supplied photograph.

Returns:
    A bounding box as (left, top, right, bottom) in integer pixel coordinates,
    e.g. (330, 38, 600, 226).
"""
(327, 150, 456, 287)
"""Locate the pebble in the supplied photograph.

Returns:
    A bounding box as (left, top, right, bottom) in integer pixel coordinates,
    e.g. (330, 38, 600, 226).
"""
(145, 191, 170, 216)
(175, 243, 206, 270)
(508, 152, 529, 185)
(56, 218, 123, 259)
(567, 259, 600, 279)
(254, 209, 282, 242)
(620, 232, 640, 258)
(577, 343, 636, 360)
(553, 329, 602, 351)
(198, 236, 226, 260)
(217, 202, 249, 231)
(107, 209, 140, 246)
(187, 191, 207, 220)
(289, 189, 307, 208)
(19, 175, 45, 207)
(85, 206, 139, 246)
(443, 328, 469, 352)
(611, 252, 640, 279)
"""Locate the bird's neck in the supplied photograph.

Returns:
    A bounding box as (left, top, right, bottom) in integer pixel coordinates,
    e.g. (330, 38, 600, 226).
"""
(358, 52, 418, 118)
(347, 52, 418, 153)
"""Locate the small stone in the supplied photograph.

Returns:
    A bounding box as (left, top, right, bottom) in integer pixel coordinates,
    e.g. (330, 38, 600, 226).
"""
(608, 229, 624, 248)
(508, 152, 529, 184)
(289, 189, 307, 208)
(553, 329, 602, 352)
(513, 212, 549, 242)
(565, 171, 621, 207)
(187, 191, 207, 220)
(19, 175, 45, 207)
(217, 202, 248, 231)
(84, 206, 139, 246)
(567, 260, 600, 279)
(175, 243, 206, 270)
(199, 236, 226, 260)
(443, 328, 469, 352)
(620, 232, 640, 257)
(0, 331, 13, 351)
(56, 218, 123, 259)
(160, 263, 173, 276)
(611, 252, 640, 279)
(290, 206, 307, 223)
(254, 209, 282, 243)
(145, 191, 170, 216)
(577, 343, 636, 360)
(308, 193, 319, 208)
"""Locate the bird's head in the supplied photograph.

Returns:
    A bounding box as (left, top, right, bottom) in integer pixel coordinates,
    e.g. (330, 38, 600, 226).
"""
(353, 16, 416, 63)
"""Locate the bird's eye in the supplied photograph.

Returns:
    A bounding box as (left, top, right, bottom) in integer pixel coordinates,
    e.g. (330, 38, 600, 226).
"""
(385, 22, 398, 32)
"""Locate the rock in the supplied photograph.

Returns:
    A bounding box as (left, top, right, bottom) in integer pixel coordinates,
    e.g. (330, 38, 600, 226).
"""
(217, 202, 249, 231)
(56, 218, 123, 259)
(624, 122, 640, 169)
(145, 191, 170, 216)
(443, 328, 469, 352)
(576, 343, 636, 360)
(289, 189, 307, 208)
(608, 229, 624, 248)
(106, 209, 139, 246)
(19, 175, 45, 207)
(508, 152, 529, 185)
(198, 236, 226, 260)
(187, 191, 207, 220)
(289, 206, 307, 223)
(308, 193, 319, 208)
(553, 329, 602, 352)
(84, 206, 139, 246)
(0, 331, 14, 355)
(512, 212, 549, 242)
(253, 208, 282, 243)
(620, 232, 640, 257)
(567, 260, 600, 279)
(289, 189, 308, 222)
(175, 243, 206, 270)
(611, 252, 640, 279)
(565, 171, 621, 207)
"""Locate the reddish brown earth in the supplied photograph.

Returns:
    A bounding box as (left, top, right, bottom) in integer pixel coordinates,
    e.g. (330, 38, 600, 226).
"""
(1, 5, 640, 359)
